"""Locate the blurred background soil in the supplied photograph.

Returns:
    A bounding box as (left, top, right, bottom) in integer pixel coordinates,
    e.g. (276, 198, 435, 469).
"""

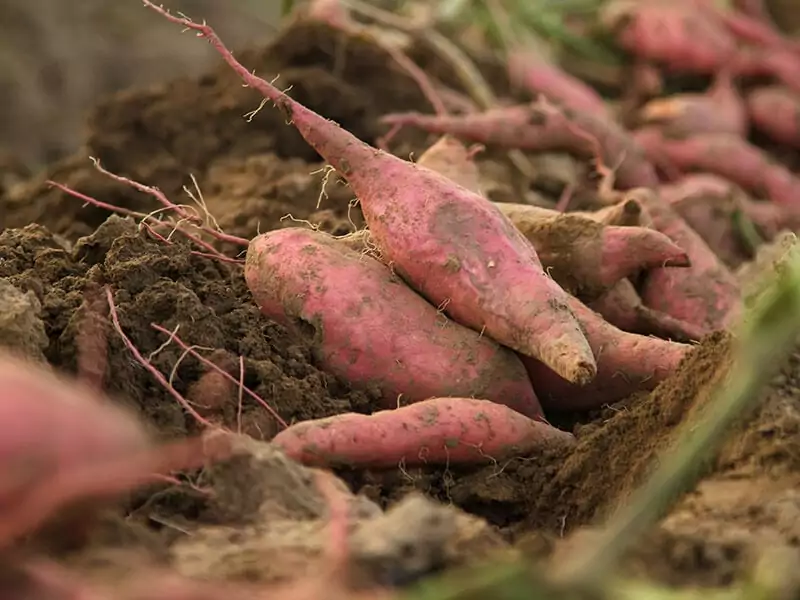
(0, 0, 282, 169)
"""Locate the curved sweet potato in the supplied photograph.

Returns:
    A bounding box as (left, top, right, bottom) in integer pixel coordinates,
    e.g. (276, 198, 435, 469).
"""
(271, 397, 575, 467)
(245, 227, 544, 418)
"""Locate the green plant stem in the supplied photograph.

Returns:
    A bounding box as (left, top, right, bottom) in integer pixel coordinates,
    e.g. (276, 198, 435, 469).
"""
(554, 246, 800, 589)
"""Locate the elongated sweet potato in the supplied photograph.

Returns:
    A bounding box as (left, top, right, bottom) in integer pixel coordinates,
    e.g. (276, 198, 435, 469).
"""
(521, 294, 692, 410)
(145, 3, 597, 385)
(635, 128, 800, 211)
(380, 101, 659, 189)
(245, 227, 543, 418)
(588, 279, 706, 342)
(495, 204, 690, 300)
(507, 48, 609, 117)
(271, 397, 575, 468)
(633, 189, 741, 332)
(746, 85, 800, 148)
(638, 71, 746, 137)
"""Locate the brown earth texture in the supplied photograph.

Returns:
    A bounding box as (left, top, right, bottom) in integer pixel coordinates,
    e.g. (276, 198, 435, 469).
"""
(2, 4, 800, 599)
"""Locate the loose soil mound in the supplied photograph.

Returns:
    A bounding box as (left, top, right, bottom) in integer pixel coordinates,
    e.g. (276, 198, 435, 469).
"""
(1, 13, 800, 595)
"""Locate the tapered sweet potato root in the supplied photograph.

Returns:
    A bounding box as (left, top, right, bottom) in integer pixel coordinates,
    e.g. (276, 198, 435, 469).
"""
(271, 397, 575, 467)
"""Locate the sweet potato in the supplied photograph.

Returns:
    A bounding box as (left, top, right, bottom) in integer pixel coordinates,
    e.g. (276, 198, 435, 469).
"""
(632, 189, 741, 332)
(600, 0, 737, 74)
(0, 351, 216, 548)
(271, 397, 575, 468)
(746, 85, 800, 148)
(380, 101, 659, 189)
(588, 279, 706, 342)
(245, 227, 543, 418)
(658, 173, 800, 239)
(507, 48, 609, 117)
(495, 203, 690, 300)
(735, 47, 800, 94)
(634, 128, 800, 211)
(147, 4, 597, 385)
(521, 294, 692, 410)
(638, 70, 746, 137)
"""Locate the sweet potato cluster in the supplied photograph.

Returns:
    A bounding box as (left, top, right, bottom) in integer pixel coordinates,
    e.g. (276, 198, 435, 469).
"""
(8, 2, 800, 583)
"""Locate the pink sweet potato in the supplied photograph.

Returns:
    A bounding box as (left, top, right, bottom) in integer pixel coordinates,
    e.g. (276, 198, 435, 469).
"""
(495, 203, 690, 299)
(507, 48, 609, 117)
(634, 128, 800, 211)
(521, 294, 692, 410)
(380, 101, 659, 189)
(638, 71, 746, 137)
(588, 279, 706, 342)
(746, 85, 800, 148)
(632, 189, 741, 332)
(0, 351, 215, 548)
(245, 227, 543, 418)
(600, 0, 737, 74)
(146, 4, 597, 385)
(660, 174, 800, 262)
(271, 397, 575, 468)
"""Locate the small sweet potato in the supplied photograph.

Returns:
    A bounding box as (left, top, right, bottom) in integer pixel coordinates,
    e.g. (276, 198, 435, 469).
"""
(495, 204, 690, 300)
(746, 85, 800, 148)
(659, 174, 800, 264)
(588, 279, 706, 342)
(507, 48, 609, 117)
(600, 0, 737, 74)
(634, 189, 741, 332)
(245, 227, 544, 418)
(521, 294, 691, 410)
(638, 70, 746, 137)
(271, 397, 576, 468)
(634, 128, 800, 210)
(380, 101, 659, 189)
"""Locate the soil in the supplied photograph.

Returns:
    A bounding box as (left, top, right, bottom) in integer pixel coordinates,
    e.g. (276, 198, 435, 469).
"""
(1, 10, 800, 599)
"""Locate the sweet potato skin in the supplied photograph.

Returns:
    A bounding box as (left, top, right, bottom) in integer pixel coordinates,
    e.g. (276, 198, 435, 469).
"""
(245, 227, 544, 418)
(521, 295, 691, 410)
(589, 279, 706, 342)
(635, 190, 741, 332)
(635, 128, 800, 209)
(0, 353, 151, 494)
(660, 173, 800, 238)
(746, 86, 800, 148)
(380, 103, 659, 189)
(271, 397, 575, 467)
(507, 50, 609, 117)
(601, 0, 737, 74)
(638, 72, 746, 137)
(495, 205, 689, 300)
